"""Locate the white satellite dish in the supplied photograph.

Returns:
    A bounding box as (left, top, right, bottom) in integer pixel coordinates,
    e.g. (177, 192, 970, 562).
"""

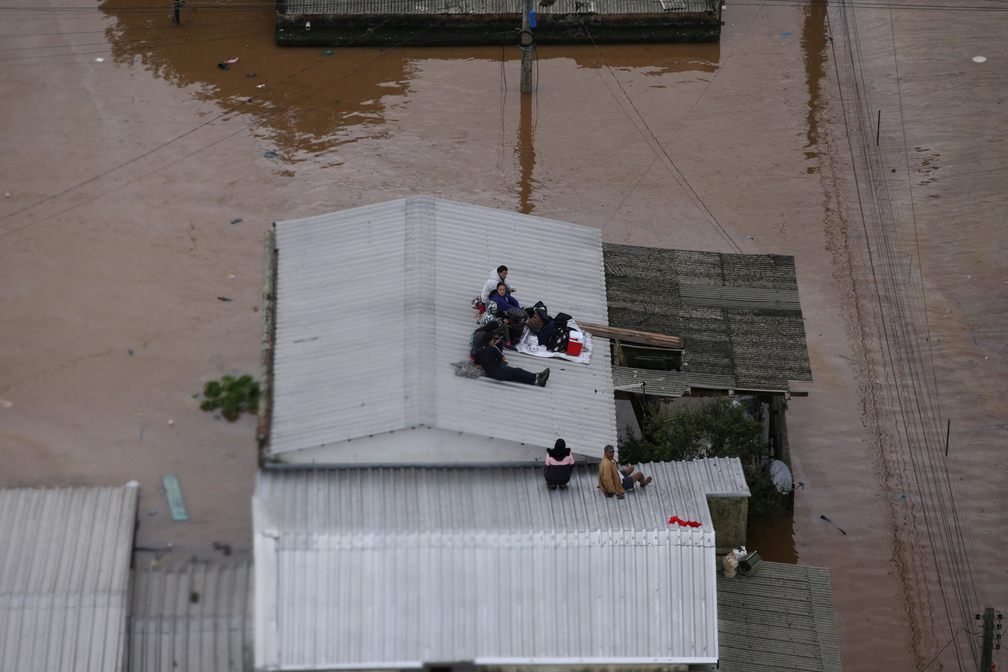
(770, 460, 793, 493)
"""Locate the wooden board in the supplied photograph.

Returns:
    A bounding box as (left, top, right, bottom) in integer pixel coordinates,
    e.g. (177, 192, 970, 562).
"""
(577, 322, 683, 350)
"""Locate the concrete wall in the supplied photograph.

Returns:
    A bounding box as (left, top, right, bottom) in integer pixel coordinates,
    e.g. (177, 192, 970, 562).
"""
(707, 496, 748, 554)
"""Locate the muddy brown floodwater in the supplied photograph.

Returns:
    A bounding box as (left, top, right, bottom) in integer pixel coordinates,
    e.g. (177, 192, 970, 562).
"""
(1, 0, 1005, 669)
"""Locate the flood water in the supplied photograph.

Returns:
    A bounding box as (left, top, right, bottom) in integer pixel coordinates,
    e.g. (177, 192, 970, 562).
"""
(2, 0, 1005, 669)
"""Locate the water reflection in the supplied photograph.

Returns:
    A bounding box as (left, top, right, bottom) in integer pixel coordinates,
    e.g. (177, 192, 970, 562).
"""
(98, 0, 721, 170)
(801, 0, 828, 169)
(747, 514, 798, 564)
(516, 93, 537, 214)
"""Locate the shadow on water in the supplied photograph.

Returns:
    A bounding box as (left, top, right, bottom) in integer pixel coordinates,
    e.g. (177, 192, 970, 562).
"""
(801, 0, 829, 170)
(747, 514, 798, 564)
(98, 0, 719, 184)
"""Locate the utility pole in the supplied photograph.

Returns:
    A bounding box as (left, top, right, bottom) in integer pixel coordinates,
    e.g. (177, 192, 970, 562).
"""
(980, 606, 994, 671)
(172, 0, 182, 25)
(520, 0, 534, 93)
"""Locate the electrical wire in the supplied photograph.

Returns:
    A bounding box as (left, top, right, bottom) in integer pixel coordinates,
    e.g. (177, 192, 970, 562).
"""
(578, 20, 741, 252)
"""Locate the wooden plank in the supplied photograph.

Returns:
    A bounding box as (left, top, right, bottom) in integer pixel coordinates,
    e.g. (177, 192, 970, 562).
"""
(577, 322, 682, 350)
(162, 475, 190, 522)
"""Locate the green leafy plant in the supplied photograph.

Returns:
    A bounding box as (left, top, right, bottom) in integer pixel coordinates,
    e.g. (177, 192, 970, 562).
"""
(198, 374, 260, 422)
(618, 398, 786, 522)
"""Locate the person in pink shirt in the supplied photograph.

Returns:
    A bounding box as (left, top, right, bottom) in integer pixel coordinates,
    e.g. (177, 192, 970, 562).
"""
(544, 438, 575, 490)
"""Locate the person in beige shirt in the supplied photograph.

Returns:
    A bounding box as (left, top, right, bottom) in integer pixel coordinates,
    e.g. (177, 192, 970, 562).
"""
(598, 445, 653, 499)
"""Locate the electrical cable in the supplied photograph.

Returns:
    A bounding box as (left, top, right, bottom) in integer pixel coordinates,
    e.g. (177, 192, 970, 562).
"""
(578, 20, 741, 252)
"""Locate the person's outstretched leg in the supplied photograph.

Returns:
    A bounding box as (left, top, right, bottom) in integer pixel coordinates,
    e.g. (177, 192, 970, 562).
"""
(632, 472, 653, 487)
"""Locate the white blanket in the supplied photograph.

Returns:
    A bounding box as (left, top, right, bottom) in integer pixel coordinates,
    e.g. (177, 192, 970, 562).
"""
(515, 319, 593, 364)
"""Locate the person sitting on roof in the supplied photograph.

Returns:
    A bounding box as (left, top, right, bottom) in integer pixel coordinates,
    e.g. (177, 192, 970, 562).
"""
(481, 265, 517, 304)
(544, 438, 575, 490)
(472, 305, 525, 353)
(489, 282, 522, 313)
(474, 334, 549, 386)
(598, 445, 652, 499)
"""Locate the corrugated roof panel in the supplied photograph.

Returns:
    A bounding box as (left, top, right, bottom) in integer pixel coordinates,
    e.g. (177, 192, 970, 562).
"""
(269, 196, 617, 462)
(129, 560, 253, 672)
(689, 457, 750, 498)
(253, 465, 720, 669)
(603, 243, 812, 392)
(714, 562, 842, 672)
(0, 486, 138, 672)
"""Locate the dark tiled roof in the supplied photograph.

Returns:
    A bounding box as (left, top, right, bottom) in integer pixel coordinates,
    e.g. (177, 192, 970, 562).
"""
(603, 244, 813, 392)
(714, 561, 843, 672)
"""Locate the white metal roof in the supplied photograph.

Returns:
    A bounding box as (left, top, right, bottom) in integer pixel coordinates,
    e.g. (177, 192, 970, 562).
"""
(689, 457, 751, 498)
(0, 485, 139, 672)
(268, 196, 617, 464)
(253, 462, 723, 670)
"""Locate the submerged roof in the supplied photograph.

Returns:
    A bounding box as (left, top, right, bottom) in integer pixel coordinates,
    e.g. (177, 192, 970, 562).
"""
(0, 485, 138, 672)
(604, 244, 813, 393)
(253, 461, 738, 669)
(268, 196, 617, 464)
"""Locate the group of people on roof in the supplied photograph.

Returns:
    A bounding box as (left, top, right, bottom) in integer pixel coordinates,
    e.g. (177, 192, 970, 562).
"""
(470, 265, 550, 386)
(544, 439, 652, 498)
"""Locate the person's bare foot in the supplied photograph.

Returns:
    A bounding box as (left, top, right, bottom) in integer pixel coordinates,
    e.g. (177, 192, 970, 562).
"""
(641, 476, 653, 487)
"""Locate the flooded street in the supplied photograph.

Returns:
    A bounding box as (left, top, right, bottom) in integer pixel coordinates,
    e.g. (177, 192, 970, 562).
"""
(2, 0, 1005, 669)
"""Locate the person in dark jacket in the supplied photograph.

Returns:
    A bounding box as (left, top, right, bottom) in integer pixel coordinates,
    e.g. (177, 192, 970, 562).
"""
(474, 335, 549, 386)
(544, 438, 575, 489)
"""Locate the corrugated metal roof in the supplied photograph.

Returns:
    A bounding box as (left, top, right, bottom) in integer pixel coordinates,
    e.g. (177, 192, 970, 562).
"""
(0, 485, 139, 672)
(713, 562, 842, 672)
(269, 196, 617, 463)
(253, 463, 724, 670)
(689, 457, 750, 498)
(282, 0, 714, 17)
(604, 244, 813, 392)
(129, 560, 253, 672)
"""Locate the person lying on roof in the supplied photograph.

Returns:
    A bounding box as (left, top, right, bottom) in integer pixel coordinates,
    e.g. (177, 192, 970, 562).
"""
(474, 334, 549, 386)
(481, 265, 517, 304)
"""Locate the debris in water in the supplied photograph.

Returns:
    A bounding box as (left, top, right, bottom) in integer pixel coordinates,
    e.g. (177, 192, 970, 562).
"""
(225, 57, 239, 64)
(247, 73, 257, 78)
(820, 515, 846, 535)
(218, 63, 229, 70)
(128, 348, 133, 355)
(163, 475, 190, 522)
(230, 218, 243, 224)
(0, 399, 12, 409)
(95, 57, 104, 62)
(305, 20, 311, 30)
(263, 151, 278, 159)
(217, 296, 233, 302)
(256, 84, 265, 88)
(322, 49, 333, 55)
(973, 56, 987, 63)
(167, 419, 175, 426)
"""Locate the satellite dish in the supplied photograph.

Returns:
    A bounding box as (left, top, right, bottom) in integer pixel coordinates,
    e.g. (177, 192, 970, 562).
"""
(770, 460, 793, 493)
